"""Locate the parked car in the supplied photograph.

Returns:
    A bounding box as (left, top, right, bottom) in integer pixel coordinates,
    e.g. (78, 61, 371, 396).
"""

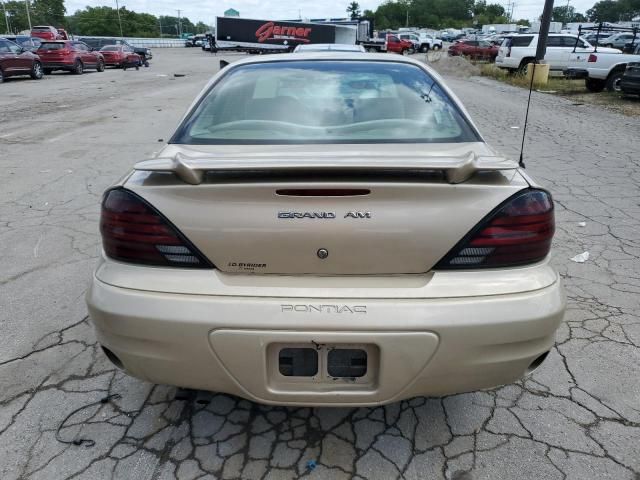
(441, 32, 465, 42)
(77, 37, 152, 63)
(86, 52, 565, 406)
(397, 33, 421, 52)
(565, 43, 640, 92)
(601, 32, 638, 50)
(496, 34, 619, 73)
(185, 34, 206, 47)
(386, 35, 415, 54)
(582, 32, 611, 46)
(37, 41, 105, 75)
(621, 61, 640, 95)
(99, 45, 142, 68)
(448, 40, 499, 60)
(30, 26, 62, 41)
(3, 35, 42, 52)
(397, 32, 442, 53)
(0, 38, 44, 83)
(293, 43, 365, 53)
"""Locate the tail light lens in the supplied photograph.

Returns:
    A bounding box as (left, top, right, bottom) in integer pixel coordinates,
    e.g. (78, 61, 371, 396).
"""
(100, 188, 212, 268)
(435, 189, 555, 269)
(588, 54, 598, 62)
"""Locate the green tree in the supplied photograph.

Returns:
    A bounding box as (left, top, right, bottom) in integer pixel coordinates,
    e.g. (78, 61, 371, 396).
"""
(515, 18, 531, 26)
(66, 6, 161, 37)
(4, 1, 31, 33)
(586, 0, 623, 21)
(195, 21, 210, 33)
(31, 0, 65, 26)
(159, 15, 196, 36)
(347, 2, 362, 19)
(551, 5, 587, 23)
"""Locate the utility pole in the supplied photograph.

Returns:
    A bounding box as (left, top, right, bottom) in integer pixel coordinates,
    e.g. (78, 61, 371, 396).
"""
(176, 9, 182, 37)
(406, 9, 409, 27)
(114, 0, 124, 38)
(25, 0, 32, 30)
(158, 18, 163, 37)
(1, 0, 11, 34)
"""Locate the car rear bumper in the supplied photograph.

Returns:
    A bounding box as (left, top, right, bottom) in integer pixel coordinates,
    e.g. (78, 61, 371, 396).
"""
(41, 61, 75, 69)
(87, 259, 565, 406)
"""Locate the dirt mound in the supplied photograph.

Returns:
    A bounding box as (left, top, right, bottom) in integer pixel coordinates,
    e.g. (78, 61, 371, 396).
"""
(416, 53, 481, 78)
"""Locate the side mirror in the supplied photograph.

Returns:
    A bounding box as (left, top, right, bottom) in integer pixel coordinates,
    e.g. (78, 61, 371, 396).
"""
(219, 60, 229, 69)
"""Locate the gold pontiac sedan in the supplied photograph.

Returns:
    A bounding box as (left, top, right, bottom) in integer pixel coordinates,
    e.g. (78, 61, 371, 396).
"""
(87, 53, 565, 406)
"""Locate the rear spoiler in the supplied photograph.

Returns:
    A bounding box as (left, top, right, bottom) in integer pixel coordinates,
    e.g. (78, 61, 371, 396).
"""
(134, 152, 519, 185)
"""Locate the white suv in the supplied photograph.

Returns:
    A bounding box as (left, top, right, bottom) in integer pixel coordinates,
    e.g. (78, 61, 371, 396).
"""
(496, 34, 619, 73)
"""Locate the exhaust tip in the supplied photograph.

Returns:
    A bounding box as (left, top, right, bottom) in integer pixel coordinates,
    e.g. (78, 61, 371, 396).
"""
(525, 350, 550, 376)
(101, 345, 124, 370)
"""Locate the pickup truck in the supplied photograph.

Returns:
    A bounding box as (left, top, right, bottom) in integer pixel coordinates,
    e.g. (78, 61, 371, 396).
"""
(565, 43, 640, 92)
(398, 32, 443, 52)
(360, 35, 415, 54)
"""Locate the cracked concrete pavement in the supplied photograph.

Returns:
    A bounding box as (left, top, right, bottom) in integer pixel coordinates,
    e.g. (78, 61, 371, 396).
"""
(1, 49, 639, 479)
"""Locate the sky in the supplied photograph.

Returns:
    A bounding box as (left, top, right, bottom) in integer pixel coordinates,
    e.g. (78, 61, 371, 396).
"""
(64, 0, 598, 26)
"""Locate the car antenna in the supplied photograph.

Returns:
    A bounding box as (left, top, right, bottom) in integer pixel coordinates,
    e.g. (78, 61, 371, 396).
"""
(518, 0, 554, 169)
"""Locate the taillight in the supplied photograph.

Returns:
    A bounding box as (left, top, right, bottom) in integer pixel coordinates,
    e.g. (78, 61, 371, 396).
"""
(100, 188, 212, 268)
(435, 189, 555, 269)
(588, 54, 597, 62)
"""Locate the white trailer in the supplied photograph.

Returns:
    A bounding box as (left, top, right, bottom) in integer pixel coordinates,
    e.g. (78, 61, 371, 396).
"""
(530, 21, 563, 33)
(482, 24, 518, 34)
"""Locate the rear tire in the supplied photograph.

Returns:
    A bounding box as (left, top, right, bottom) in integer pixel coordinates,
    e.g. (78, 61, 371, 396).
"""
(97, 60, 105, 72)
(420, 44, 429, 53)
(30, 61, 43, 79)
(73, 60, 83, 75)
(0, 68, 4, 83)
(585, 78, 605, 92)
(605, 70, 625, 92)
(434, 44, 441, 50)
(517, 58, 535, 74)
(367, 47, 377, 53)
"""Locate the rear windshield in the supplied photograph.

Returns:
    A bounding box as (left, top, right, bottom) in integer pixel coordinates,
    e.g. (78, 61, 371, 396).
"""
(100, 46, 119, 51)
(172, 60, 479, 145)
(33, 27, 52, 32)
(506, 35, 533, 47)
(39, 42, 65, 50)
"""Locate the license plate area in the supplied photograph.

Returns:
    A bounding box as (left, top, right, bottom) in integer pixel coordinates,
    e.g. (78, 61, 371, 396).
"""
(268, 342, 378, 388)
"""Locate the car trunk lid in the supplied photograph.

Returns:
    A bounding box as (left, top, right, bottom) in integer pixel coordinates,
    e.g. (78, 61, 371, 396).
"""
(125, 143, 526, 275)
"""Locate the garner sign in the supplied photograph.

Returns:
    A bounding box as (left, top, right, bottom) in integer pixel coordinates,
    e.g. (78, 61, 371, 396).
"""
(216, 17, 336, 46)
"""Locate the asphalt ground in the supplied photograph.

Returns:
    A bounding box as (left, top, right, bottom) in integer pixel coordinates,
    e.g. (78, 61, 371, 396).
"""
(1, 48, 639, 479)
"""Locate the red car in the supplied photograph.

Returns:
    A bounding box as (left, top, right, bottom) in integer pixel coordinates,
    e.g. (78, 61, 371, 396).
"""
(0, 38, 44, 82)
(30, 26, 61, 41)
(386, 35, 415, 55)
(99, 45, 141, 69)
(37, 41, 105, 75)
(448, 40, 499, 60)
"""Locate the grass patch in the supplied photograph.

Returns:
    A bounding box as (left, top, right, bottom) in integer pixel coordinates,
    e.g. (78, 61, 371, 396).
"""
(479, 64, 586, 93)
(479, 63, 640, 116)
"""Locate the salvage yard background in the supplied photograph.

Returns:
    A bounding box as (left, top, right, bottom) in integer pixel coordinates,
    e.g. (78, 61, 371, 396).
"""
(0, 49, 639, 479)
